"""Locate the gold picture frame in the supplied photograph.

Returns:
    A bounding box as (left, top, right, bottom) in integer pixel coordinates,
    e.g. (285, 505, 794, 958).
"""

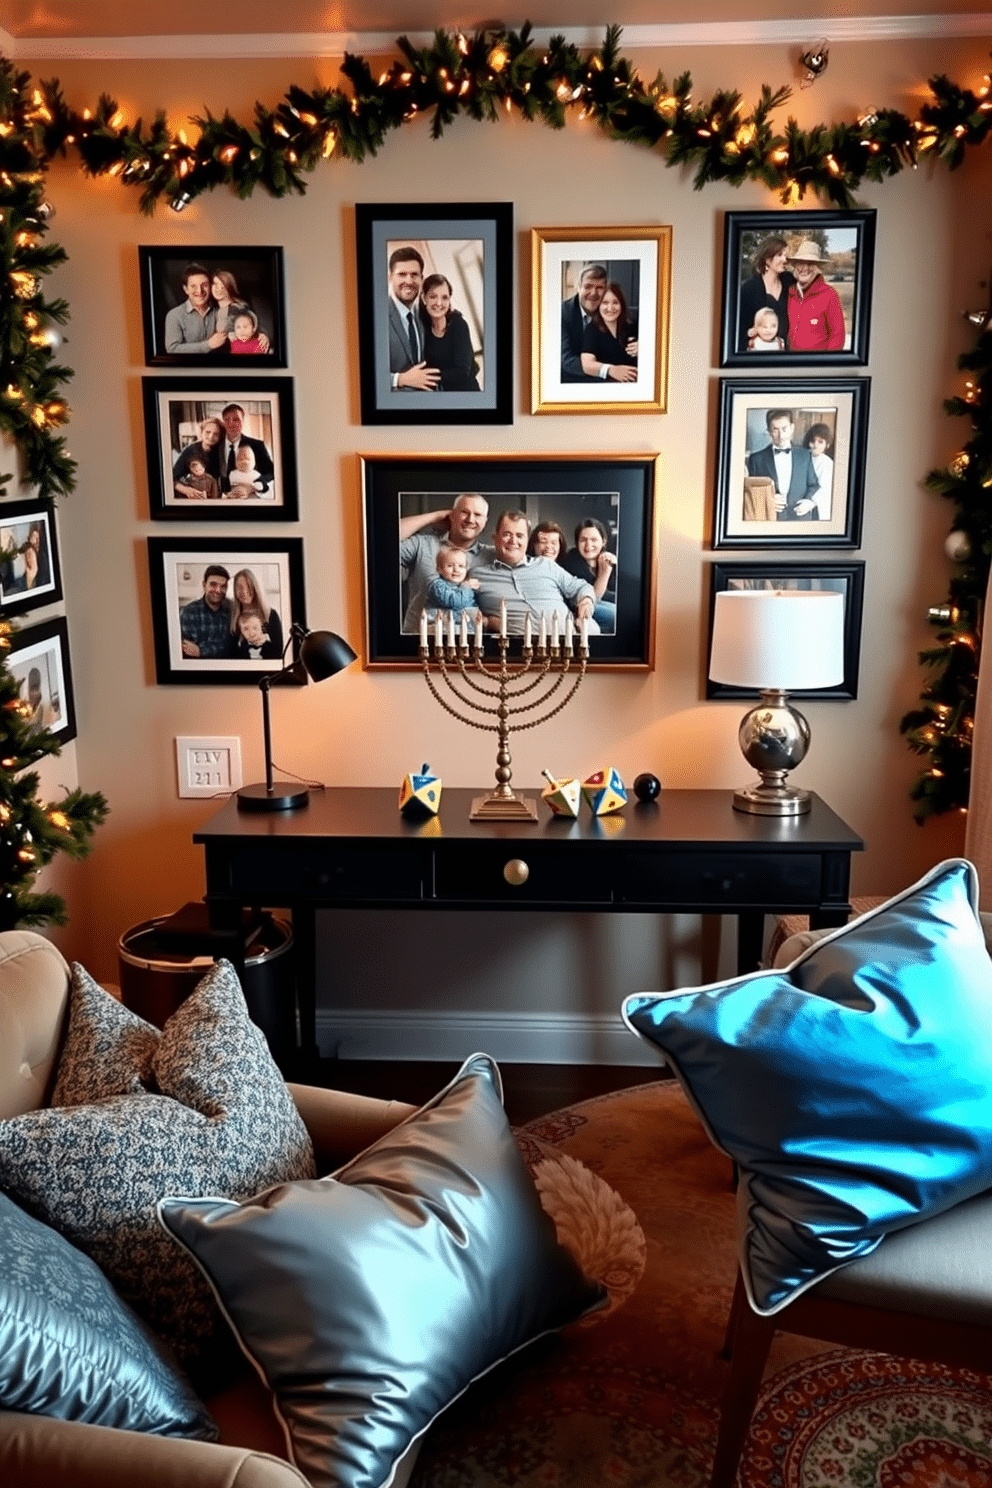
(531, 225, 672, 416)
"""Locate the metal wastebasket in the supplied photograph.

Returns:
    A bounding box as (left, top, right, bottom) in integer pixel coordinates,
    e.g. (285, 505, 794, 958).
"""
(118, 909, 295, 1068)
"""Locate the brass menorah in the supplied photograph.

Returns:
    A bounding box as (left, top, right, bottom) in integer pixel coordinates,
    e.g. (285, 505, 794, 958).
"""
(419, 606, 589, 821)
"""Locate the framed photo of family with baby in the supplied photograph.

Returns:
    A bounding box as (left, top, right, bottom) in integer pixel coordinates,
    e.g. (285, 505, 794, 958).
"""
(142, 377, 298, 521)
(719, 209, 875, 367)
(138, 246, 287, 366)
(0, 500, 62, 616)
(531, 226, 673, 415)
(355, 202, 513, 426)
(360, 452, 658, 670)
(713, 377, 870, 549)
(147, 537, 306, 685)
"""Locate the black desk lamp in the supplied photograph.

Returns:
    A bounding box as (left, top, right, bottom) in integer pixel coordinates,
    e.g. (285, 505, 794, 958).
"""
(237, 624, 357, 813)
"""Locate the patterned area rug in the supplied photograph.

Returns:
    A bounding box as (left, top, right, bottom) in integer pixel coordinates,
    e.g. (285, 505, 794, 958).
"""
(408, 1080, 992, 1488)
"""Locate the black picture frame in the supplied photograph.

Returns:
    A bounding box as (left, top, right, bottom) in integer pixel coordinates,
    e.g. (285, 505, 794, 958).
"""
(138, 246, 287, 366)
(719, 209, 875, 367)
(142, 377, 298, 521)
(0, 500, 63, 614)
(147, 537, 306, 685)
(706, 561, 865, 700)
(713, 377, 869, 549)
(361, 452, 658, 670)
(355, 202, 513, 425)
(8, 616, 76, 740)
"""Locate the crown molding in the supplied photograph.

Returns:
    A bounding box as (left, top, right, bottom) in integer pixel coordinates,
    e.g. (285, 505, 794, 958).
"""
(5, 13, 992, 61)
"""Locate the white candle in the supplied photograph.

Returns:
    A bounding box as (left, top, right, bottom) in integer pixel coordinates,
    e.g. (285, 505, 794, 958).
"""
(435, 613, 443, 649)
(460, 611, 468, 648)
(524, 614, 532, 649)
(475, 613, 484, 650)
(448, 611, 456, 648)
(500, 599, 507, 638)
(565, 613, 574, 653)
(551, 612, 560, 649)
(420, 612, 428, 648)
(539, 612, 547, 648)
(580, 616, 589, 653)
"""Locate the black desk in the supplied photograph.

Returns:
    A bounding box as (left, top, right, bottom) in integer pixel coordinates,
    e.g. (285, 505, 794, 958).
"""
(194, 787, 863, 1067)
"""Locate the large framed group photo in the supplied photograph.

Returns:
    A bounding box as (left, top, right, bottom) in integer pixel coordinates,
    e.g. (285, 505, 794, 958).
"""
(355, 202, 513, 425)
(147, 537, 305, 685)
(361, 452, 658, 670)
(720, 209, 875, 367)
(713, 377, 870, 549)
(138, 246, 287, 367)
(142, 377, 298, 521)
(531, 226, 672, 415)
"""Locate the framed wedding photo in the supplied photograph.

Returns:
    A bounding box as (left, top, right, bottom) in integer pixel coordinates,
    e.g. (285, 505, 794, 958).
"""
(147, 537, 306, 685)
(719, 209, 875, 367)
(8, 616, 76, 740)
(138, 246, 287, 366)
(142, 377, 298, 521)
(361, 451, 658, 670)
(713, 378, 870, 549)
(706, 560, 865, 700)
(0, 500, 62, 615)
(355, 202, 513, 425)
(531, 226, 672, 415)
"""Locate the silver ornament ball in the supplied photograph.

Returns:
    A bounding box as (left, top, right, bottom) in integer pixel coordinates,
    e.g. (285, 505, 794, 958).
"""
(945, 530, 971, 563)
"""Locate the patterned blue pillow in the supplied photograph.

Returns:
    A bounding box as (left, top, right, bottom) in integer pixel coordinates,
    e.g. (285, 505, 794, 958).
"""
(160, 1053, 606, 1488)
(0, 1190, 215, 1436)
(623, 858, 992, 1314)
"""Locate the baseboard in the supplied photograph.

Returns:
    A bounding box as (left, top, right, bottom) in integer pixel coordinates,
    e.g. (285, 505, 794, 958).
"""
(316, 1008, 667, 1067)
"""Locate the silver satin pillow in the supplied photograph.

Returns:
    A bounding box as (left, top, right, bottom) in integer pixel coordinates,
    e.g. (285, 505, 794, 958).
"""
(160, 1052, 606, 1488)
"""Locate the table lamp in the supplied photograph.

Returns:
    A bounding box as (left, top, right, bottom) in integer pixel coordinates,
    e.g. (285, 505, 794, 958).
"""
(237, 624, 357, 813)
(708, 588, 844, 816)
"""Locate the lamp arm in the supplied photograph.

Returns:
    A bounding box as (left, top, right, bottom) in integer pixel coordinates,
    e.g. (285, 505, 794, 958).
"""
(259, 676, 275, 796)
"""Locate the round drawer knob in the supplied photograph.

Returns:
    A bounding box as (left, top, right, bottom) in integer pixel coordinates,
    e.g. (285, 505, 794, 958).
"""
(503, 858, 530, 887)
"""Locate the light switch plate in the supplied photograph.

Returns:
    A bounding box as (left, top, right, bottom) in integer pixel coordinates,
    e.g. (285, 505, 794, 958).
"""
(176, 736, 243, 799)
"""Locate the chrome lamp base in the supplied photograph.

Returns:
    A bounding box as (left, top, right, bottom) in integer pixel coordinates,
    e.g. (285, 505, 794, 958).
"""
(733, 688, 813, 817)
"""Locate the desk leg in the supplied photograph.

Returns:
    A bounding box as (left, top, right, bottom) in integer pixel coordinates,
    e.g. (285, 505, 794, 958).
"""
(291, 904, 320, 1079)
(737, 912, 765, 975)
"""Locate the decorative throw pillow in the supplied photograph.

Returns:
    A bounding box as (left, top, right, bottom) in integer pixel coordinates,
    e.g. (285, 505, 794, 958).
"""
(51, 962, 159, 1104)
(0, 1190, 215, 1437)
(159, 1052, 607, 1488)
(623, 858, 992, 1315)
(0, 959, 315, 1365)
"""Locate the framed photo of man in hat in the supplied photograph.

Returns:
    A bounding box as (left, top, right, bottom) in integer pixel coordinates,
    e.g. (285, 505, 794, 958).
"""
(720, 210, 875, 367)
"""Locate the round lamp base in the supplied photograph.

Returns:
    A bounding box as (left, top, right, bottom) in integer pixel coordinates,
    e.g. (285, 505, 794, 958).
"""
(732, 782, 811, 816)
(237, 782, 310, 813)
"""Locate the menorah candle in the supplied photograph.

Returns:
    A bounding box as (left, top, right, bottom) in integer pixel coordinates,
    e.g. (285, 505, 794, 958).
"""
(500, 599, 507, 638)
(420, 612, 428, 648)
(565, 613, 574, 653)
(539, 612, 547, 648)
(524, 614, 532, 648)
(435, 614, 443, 649)
(460, 611, 468, 648)
(551, 612, 560, 649)
(448, 611, 456, 648)
(475, 614, 484, 649)
(580, 616, 589, 653)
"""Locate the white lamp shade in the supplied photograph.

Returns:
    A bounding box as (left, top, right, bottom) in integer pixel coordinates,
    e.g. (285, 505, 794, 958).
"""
(709, 589, 845, 690)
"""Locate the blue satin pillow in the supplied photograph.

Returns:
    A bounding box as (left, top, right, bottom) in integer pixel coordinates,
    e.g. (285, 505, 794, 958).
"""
(623, 858, 992, 1314)
(159, 1052, 606, 1488)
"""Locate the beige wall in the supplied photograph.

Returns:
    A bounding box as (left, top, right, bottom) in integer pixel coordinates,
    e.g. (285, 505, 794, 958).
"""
(22, 36, 985, 1037)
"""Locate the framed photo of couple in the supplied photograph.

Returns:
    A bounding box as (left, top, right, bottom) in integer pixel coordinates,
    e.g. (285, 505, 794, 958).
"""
(360, 452, 658, 671)
(142, 377, 298, 521)
(720, 209, 876, 367)
(138, 247, 287, 367)
(8, 616, 77, 741)
(355, 202, 513, 426)
(0, 500, 62, 615)
(147, 537, 306, 685)
(531, 226, 672, 415)
(706, 561, 865, 700)
(713, 377, 870, 549)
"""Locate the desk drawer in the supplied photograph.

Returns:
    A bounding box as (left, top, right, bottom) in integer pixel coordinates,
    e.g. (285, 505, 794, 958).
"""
(224, 846, 424, 901)
(433, 846, 610, 904)
(618, 852, 822, 908)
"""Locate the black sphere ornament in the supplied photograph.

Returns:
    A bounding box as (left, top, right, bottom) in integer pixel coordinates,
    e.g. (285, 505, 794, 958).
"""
(633, 772, 661, 803)
(799, 40, 829, 87)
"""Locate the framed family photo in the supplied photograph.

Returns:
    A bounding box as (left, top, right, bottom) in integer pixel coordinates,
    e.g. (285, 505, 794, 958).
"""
(142, 377, 298, 521)
(0, 500, 62, 615)
(719, 209, 875, 367)
(147, 537, 306, 685)
(354, 202, 513, 425)
(8, 616, 76, 740)
(706, 560, 865, 700)
(360, 452, 658, 670)
(138, 246, 287, 366)
(531, 226, 672, 415)
(713, 378, 870, 549)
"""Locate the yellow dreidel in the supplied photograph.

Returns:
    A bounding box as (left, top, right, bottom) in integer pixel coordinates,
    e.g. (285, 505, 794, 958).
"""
(581, 766, 628, 815)
(398, 762, 442, 818)
(540, 768, 582, 818)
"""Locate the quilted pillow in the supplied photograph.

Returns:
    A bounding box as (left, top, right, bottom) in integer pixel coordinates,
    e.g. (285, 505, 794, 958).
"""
(160, 1053, 606, 1488)
(0, 959, 315, 1366)
(623, 858, 992, 1314)
(0, 1190, 215, 1437)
